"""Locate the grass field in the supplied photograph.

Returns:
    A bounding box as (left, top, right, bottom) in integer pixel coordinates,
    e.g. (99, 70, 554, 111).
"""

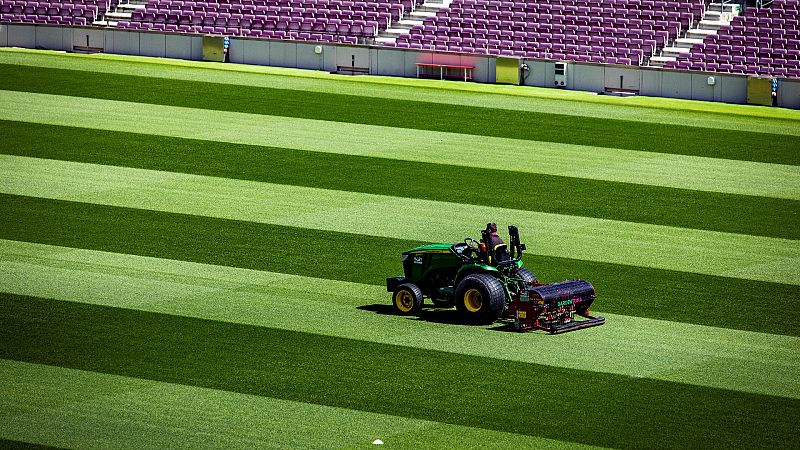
(0, 48, 798, 448)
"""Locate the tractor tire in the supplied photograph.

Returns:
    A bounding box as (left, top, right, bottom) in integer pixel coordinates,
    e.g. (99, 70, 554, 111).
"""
(517, 268, 537, 287)
(454, 274, 505, 324)
(392, 283, 424, 316)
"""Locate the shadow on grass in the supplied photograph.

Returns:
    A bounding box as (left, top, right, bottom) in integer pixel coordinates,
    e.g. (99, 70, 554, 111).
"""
(358, 303, 521, 331)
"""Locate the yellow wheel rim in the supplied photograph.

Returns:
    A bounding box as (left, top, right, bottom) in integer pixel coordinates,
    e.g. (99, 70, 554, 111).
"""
(464, 288, 483, 313)
(396, 290, 414, 313)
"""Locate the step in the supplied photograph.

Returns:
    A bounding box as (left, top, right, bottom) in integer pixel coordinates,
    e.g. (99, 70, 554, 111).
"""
(674, 37, 705, 48)
(116, 3, 146, 10)
(686, 28, 718, 39)
(703, 10, 734, 21)
(699, 19, 728, 30)
(649, 55, 677, 66)
(409, 10, 439, 18)
(662, 46, 692, 54)
(708, 2, 740, 13)
(382, 27, 412, 35)
(397, 19, 424, 28)
(374, 37, 398, 43)
(104, 11, 132, 18)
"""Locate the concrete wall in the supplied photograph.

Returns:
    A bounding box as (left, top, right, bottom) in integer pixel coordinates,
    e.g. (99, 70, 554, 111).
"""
(604, 66, 640, 91)
(165, 34, 193, 60)
(106, 29, 138, 55)
(139, 31, 166, 57)
(1, 24, 797, 108)
(72, 27, 104, 50)
(32, 25, 63, 50)
(779, 79, 800, 109)
(6, 24, 35, 48)
(572, 63, 604, 92)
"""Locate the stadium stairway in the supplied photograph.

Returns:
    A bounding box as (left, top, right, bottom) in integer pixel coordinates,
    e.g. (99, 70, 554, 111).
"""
(375, 0, 451, 44)
(93, 0, 146, 26)
(650, 2, 741, 66)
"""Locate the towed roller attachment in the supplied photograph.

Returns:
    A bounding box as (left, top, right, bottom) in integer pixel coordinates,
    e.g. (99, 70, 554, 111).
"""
(548, 316, 606, 334)
(510, 279, 606, 334)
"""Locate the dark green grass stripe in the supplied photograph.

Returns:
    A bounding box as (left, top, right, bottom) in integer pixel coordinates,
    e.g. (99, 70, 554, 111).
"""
(3, 120, 797, 240)
(1, 294, 796, 448)
(1, 64, 797, 165)
(0, 440, 63, 450)
(2, 194, 798, 336)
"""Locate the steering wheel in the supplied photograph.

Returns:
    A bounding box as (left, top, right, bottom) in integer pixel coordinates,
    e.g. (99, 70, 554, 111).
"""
(464, 237, 480, 250)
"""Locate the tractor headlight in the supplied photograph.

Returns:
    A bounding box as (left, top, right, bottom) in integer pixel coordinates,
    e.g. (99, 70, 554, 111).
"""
(401, 254, 409, 262)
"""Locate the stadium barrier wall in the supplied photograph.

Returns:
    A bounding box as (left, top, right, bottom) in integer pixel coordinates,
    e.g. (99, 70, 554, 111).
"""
(1, 23, 795, 108)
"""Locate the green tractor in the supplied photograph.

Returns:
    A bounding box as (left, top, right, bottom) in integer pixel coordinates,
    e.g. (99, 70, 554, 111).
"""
(386, 224, 536, 324)
(386, 224, 605, 333)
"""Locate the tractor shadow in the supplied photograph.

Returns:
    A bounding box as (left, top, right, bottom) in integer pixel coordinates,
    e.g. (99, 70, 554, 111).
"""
(357, 304, 466, 326)
(357, 304, 522, 330)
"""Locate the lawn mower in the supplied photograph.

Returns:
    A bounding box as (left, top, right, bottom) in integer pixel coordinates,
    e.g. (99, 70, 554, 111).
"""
(386, 224, 605, 333)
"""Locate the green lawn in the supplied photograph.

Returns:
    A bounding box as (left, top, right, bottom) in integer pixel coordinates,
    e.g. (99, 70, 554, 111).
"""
(0, 49, 797, 449)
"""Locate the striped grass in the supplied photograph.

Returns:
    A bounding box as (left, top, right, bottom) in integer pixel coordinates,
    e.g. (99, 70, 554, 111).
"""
(2, 239, 798, 399)
(1, 157, 796, 284)
(2, 48, 800, 131)
(2, 196, 799, 336)
(1, 360, 584, 449)
(2, 120, 797, 238)
(2, 64, 798, 164)
(2, 294, 797, 448)
(3, 92, 798, 200)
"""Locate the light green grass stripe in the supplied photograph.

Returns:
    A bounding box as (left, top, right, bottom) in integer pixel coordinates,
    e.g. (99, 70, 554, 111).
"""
(2, 239, 799, 401)
(2, 48, 799, 134)
(2, 155, 797, 285)
(2, 91, 797, 200)
(0, 360, 590, 450)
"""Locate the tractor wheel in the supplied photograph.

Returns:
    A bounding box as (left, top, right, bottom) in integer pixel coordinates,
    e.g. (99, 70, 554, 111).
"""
(392, 283, 424, 316)
(516, 268, 537, 287)
(454, 274, 505, 324)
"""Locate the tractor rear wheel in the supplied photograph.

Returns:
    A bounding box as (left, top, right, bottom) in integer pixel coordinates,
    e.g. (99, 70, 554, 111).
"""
(517, 268, 537, 286)
(392, 283, 424, 316)
(454, 274, 505, 324)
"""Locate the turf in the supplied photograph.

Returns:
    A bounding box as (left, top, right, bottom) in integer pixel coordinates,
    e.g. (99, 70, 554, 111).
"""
(2, 195, 798, 336)
(2, 239, 797, 398)
(1, 120, 796, 238)
(2, 159, 796, 284)
(6, 91, 797, 200)
(1, 49, 797, 448)
(2, 64, 798, 164)
(1, 294, 797, 449)
(3, 48, 800, 132)
(3, 360, 584, 450)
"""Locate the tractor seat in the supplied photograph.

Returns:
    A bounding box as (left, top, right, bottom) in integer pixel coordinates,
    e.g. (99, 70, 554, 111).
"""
(493, 244, 510, 263)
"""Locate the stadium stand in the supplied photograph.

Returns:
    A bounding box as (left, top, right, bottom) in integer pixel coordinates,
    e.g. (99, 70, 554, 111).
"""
(664, 0, 800, 77)
(387, 0, 705, 65)
(0, 0, 797, 78)
(0, 0, 110, 26)
(114, 0, 426, 44)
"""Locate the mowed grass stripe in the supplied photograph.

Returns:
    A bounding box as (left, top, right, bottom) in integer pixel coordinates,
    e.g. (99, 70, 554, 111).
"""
(1, 65, 798, 165)
(1, 360, 583, 450)
(2, 294, 797, 448)
(2, 196, 799, 336)
(2, 239, 797, 398)
(2, 157, 796, 284)
(5, 92, 797, 200)
(2, 121, 796, 239)
(3, 48, 799, 135)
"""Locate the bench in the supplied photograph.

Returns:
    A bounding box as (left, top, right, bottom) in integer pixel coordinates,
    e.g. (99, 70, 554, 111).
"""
(415, 63, 474, 81)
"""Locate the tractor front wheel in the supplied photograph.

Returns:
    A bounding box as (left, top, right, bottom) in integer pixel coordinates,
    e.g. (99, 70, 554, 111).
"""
(392, 283, 424, 316)
(455, 274, 505, 324)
